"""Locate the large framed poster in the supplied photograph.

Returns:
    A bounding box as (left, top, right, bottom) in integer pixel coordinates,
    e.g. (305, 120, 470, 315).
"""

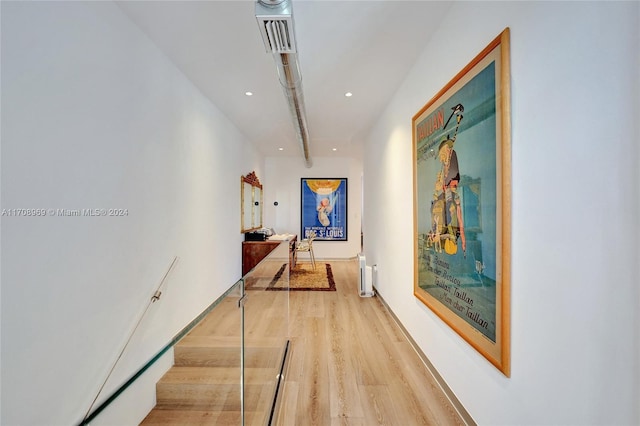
(300, 178, 347, 241)
(412, 28, 511, 376)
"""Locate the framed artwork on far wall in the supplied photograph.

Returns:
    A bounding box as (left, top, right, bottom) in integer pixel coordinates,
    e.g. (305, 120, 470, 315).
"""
(300, 178, 347, 241)
(412, 28, 511, 376)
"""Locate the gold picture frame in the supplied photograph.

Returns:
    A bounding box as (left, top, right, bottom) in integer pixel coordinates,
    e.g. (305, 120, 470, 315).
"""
(412, 28, 511, 376)
(241, 171, 263, 233)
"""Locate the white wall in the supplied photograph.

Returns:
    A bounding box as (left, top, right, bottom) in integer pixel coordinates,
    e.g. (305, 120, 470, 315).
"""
(1, 2, 262, 424)
(264, 156, 362, 260)
(363, 2, 639, 425)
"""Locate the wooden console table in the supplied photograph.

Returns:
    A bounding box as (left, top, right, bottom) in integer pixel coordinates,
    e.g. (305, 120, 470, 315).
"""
(242, 234, 297, 276)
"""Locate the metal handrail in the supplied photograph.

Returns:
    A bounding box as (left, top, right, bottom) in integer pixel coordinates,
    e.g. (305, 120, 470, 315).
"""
(80, 256, 179, 424)
(79, 272, 242, 425)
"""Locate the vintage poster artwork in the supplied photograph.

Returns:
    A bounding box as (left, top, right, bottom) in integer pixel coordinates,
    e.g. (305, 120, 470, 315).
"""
(418, 62, 497, 340)
(413, 29, 510, 376)
(301, 178, 347, 241)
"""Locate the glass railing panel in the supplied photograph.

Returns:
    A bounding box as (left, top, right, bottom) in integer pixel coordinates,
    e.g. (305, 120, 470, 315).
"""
(156, 280, 244, 424)
(138, 279, 244, 425)
(83, 236, 293, 426)
(242, 238, 291, 426)
(83, 280, 244, 425)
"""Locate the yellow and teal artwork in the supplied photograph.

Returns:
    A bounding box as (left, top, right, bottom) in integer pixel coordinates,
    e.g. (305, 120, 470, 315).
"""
(413, 29, 511, 376)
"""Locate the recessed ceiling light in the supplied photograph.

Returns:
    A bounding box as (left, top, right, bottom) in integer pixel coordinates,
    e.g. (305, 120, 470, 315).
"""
(332, 148, 337, 151)
(344, 92, 353, 97)
(245, 91, 253, 96)
(278, 147, 284, 151)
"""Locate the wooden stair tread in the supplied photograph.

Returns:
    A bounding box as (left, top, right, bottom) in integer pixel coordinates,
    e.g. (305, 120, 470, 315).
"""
(174, 345, 283, 368)
(155, 381, 275, 411)
(177, 336, 241, 347)
(158, 366, 277, 385)
(154, 366, 279, 412)
(141, 409, 268, 425)
(178, 335, 283, 348)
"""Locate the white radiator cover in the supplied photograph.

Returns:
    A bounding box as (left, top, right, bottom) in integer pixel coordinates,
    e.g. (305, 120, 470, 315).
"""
(357, 253, 375, 297)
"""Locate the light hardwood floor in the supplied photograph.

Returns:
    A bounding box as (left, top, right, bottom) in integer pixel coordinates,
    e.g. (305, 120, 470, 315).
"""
(142, 258, 469, 425)
(275, 259, 467, 425)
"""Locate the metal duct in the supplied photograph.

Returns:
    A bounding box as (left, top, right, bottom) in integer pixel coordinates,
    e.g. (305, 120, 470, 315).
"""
(256, 0, 312, 168)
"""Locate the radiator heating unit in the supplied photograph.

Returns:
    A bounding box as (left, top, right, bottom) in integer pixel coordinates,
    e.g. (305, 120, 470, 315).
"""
(357, 253, 375, 297)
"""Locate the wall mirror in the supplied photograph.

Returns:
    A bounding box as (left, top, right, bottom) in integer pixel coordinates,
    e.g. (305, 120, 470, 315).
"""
(241, 171, 263, 233)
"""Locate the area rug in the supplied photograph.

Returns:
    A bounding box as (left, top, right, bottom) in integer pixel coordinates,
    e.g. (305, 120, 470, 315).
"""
(259, 262, 336, 291)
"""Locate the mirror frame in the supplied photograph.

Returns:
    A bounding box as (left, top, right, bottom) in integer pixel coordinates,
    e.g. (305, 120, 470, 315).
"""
(241, 171, 263, 233)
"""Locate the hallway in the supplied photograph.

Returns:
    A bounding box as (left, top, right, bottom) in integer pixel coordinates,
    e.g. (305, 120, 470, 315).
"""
(3, 2, 638, 424)
(139, 259, 468, 425)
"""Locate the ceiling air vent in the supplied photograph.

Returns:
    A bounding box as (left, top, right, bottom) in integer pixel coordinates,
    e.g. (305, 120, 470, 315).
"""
(256, 1, 296, 54)
(261, 19, 295, 53)
(255, 0, 311, 167)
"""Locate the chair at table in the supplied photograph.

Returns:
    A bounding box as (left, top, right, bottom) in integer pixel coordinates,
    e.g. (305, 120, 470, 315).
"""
(296, 231, 317, 270)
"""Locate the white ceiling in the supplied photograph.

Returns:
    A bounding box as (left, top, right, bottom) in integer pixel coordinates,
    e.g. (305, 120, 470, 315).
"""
(116, 0, 452, 163)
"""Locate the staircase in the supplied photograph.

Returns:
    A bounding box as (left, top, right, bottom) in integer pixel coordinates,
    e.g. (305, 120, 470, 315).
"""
(140, 290, 288, 425)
